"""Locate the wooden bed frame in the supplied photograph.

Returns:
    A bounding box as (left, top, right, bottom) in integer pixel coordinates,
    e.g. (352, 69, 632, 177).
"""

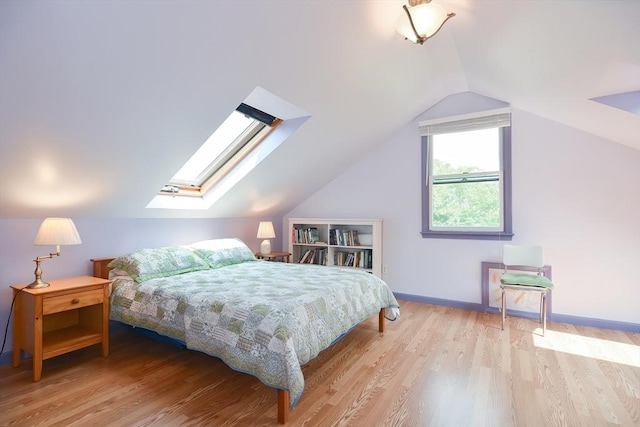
(91, 257, 387, 424)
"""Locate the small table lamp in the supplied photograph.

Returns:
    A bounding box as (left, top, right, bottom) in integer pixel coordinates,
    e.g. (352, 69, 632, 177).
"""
(28, 218, 82, 288)
(257, 221, 276, 255)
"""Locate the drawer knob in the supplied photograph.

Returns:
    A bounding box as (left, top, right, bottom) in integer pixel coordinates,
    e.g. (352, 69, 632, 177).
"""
(71, 298, 80, 304)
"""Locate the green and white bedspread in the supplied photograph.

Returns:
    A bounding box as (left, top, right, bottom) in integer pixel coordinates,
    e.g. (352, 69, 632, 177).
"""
(110, 261, 400, 406)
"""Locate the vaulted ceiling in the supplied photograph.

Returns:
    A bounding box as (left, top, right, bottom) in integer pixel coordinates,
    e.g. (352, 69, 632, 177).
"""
(1, 0, 638, 219)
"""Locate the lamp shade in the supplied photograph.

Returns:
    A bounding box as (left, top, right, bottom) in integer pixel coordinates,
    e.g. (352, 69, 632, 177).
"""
(397, 2, 453, 44)
(256, 221, 276, 239)
(34, 218, 82, 246)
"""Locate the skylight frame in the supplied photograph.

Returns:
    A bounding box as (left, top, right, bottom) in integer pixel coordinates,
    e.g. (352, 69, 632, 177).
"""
(159, 103, 280, 198)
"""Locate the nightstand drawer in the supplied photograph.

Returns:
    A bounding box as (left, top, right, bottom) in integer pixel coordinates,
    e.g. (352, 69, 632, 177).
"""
(43, 289, 104, 314)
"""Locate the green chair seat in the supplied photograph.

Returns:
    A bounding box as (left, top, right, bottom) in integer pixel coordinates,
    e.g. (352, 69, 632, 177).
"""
(500, 272, 554, 289)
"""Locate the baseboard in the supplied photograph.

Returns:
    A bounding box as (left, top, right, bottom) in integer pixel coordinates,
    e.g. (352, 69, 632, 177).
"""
(549, 313, 640, 333)
(394, 292, 485, 312)
(394, 292, 640, 333)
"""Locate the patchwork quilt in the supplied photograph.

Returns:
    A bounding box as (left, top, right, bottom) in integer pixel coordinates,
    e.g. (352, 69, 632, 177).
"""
(109, 260, 400, 406)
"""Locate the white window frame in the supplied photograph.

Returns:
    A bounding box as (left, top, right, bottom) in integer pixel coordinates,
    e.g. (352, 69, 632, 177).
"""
(420, 108, 513, 240)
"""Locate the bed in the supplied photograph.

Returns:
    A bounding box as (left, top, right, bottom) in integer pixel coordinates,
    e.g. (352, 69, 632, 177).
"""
(91, 238, 400, 423)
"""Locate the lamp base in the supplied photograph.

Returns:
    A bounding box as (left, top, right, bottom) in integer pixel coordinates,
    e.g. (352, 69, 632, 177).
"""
(27, 278, 50, 289)
(260, 239, 272, 255)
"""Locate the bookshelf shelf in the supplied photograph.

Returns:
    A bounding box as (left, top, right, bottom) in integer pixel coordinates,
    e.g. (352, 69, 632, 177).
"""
(288, 218, 382, 277)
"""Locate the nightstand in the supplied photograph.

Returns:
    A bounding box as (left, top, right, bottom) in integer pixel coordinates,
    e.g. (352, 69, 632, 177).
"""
(11, 276, 111, 381)
(254, 251, 291, 263)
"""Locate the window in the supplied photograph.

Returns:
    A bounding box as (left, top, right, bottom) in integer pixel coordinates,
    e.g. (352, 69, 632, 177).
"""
(160, 103, 280, 198)
(146, 86, 310, 211)
(420, 109, 513, 240)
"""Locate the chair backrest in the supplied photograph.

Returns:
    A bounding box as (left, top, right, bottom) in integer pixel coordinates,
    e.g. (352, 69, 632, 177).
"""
(503, 245, 544, 268)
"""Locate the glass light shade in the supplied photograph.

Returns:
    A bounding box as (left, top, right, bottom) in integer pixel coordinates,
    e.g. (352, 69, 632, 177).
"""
(397, 3, 450, 43)
(256, 221, 276, 239)
(34, 218, 82, 246)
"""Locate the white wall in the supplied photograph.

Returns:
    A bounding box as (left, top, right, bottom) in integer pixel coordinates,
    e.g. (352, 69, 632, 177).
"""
(287, 104, 640, 325)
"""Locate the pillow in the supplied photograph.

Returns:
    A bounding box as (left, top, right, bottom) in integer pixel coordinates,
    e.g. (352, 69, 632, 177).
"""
(107, 246, 210, 283)
(188, 238, 256, 269)
(108, 268, 130, 280)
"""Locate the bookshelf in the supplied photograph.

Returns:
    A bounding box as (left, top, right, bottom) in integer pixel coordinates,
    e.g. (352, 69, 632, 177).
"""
(288, 218, 382, 277)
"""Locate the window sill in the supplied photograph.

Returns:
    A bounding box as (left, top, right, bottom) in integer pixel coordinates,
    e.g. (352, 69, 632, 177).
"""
(421, 230, 514, 241)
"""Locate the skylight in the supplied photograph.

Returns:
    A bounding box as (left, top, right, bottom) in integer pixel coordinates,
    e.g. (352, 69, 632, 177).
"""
(590, 90, 640, 115)
(160, 103, 279, 198)
(146, 86, 310, 211)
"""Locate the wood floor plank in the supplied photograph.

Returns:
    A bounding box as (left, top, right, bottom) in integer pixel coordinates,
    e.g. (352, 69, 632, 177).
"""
(1, 300, 638, 426)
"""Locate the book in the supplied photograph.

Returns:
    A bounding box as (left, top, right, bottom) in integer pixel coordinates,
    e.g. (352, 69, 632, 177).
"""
(309, 227, 319, 243)
(352, 230, 360, 246)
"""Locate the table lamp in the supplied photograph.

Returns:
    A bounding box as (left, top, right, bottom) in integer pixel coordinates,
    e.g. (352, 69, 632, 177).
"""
(257, 221, 276, 255)
(28, 218, 82, 288)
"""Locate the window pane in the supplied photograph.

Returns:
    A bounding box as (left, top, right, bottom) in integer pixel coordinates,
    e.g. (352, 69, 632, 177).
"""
(432, 128, 499, 175)
(171, 110, 256, 184)
(431, 180, 501, 228)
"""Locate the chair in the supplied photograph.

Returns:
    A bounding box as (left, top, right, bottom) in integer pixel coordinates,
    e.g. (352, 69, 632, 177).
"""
(500, 245, 554, 335)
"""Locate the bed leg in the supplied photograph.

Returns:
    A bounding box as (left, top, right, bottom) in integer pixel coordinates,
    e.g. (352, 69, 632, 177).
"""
(379, 308, 385, 333)
(277, 389, 289, 424)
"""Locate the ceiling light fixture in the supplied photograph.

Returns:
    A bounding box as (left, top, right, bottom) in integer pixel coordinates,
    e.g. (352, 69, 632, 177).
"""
(397, 0, 455, 45)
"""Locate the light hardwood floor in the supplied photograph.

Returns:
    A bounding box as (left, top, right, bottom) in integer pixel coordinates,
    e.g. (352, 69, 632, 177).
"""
(1, 300, 639, 426)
